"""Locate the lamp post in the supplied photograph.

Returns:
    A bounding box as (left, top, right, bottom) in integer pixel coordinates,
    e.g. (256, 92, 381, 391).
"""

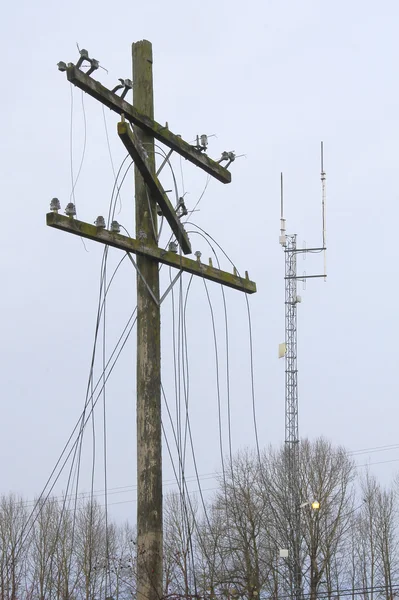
(300, 501, 320, 511)
(281, 500, 320, 600)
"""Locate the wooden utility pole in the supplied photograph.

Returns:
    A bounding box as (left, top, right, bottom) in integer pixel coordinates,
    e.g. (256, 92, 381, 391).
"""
(133, 40, 162, 600)
(50, 40, 256, 600)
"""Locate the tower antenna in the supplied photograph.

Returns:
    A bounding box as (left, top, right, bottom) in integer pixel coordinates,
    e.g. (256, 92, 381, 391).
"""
(321, 141, 327, 280)
(280, 172, 286, 246)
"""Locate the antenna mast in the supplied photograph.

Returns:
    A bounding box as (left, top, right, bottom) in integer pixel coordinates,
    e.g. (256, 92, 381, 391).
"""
(321, 141, 327, 280)
(279, 144, 327, 600)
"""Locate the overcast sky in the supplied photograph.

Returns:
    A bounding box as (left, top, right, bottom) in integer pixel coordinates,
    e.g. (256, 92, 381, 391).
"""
(1, 0, 398, 522)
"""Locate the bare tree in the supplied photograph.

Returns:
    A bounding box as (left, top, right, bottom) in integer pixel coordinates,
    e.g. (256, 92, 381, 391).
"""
(355, 473, 381, 600)
(198, 448, 285, 599)
(27, 497, 61, 600)
(299, 438, 355, 600)
(194, 499, 229, 600)
(374, 485, 397, 600)
(254, 439, 355, 600)
(3, 439, 399, 600)
(164, 491, 198, 597)
(0, 494, 29, 600)
(352, 475, 399, 600)
(72, 499, 109, 600)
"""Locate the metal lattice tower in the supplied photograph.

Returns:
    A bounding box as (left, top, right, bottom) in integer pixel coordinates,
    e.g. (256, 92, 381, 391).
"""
(279, 145, 326, 600)
(279, 174, 302, 600)
(285, 234, 299, 451)
(284, 233, 302, 600)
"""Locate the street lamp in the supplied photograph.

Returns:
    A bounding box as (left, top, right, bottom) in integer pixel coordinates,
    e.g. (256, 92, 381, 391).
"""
(280, 501, 320, 558)
(299, 500, 320, 511)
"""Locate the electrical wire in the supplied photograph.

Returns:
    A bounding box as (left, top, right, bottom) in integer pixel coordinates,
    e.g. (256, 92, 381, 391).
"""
(102, 249, 110, 596)
(186, 229, 257, 576)
(14, 305, 138, 576)
(202, 278, 228, 494)
(168, 246, 255, 586)
(117, 140, 206, 592)
(203, 276, 246, 573)
(182, 223, 399, 481)
(106, 156, 133, 228)
(181, 276, 194, 471)
(102, 105, 123, 214)
(13, 153, 138, 575)
(177, 271, 183, 486)
(100, 486, 219, 508)
(185, 175, 211, 222)
(66, 250, 119, 577)
(183, 224, 261, 463)
(68, 86, 89, 251)
(163, 271, 237, 590)
(140, 143, 212, 256)
(180, 276, 198, 595)
(348, 443, 399, 456)
(161, 380, 221, 591)
(18, 444, 399, 510)
(179, 155, 185, 196)
(140, 143, 180, 245)
(69, 84, 75, 207)
(168, 271, 198, 594)
(78, 146, 138, 585)
(20, 472, 219, 509)
(27, 306, 137, 519)
(63, 238, 112, 580)
(184, 223, 260, 458)
(69, 90, 87, 206)
(23, 282, 134, 515)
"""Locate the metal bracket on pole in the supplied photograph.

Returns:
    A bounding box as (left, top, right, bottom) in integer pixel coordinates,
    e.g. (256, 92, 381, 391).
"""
(159, 270, 183, 304)
(127, 252, 160, 306)
(156, 148, 174, 176)
(127, 252, 183, 306)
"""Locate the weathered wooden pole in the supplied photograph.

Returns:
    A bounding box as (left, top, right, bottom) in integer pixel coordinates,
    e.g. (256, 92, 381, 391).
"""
(133, 40, 163, 600)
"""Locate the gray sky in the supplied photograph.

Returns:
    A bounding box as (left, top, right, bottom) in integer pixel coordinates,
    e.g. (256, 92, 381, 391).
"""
(1, 0, 398, 522)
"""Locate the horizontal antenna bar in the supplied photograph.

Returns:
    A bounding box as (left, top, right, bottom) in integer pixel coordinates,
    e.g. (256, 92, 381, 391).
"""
(285, 274, 327, 280)
(284, 247, 326, 253)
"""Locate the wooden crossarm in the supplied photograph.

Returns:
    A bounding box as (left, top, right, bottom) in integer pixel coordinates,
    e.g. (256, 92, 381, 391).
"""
(65, 65, 231, 184)
(117, 120, 191, 255)
(46, 213, 256, 294)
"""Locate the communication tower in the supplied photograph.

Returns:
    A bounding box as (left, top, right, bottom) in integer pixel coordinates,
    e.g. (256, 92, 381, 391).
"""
(279, 143, 327, 600)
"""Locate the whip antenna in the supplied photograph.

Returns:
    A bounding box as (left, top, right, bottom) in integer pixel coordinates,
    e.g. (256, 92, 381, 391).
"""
(321, 141, 327, 280)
